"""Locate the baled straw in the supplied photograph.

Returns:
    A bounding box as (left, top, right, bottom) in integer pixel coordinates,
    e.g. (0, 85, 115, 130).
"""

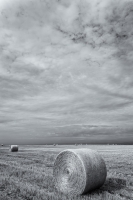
(53, 148, 107, 195)
(10, 145, 18, 152)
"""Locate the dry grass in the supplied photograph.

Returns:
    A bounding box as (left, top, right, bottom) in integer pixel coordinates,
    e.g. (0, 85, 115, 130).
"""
(0, 145, 133, 200)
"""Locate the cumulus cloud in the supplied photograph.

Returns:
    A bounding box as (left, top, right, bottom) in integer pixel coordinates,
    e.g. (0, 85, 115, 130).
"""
(0, 0, 133, 143)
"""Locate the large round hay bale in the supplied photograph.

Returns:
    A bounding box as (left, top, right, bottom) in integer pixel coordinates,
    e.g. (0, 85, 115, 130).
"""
(10, 145, 18, 152)
(53, 148, 107, 195)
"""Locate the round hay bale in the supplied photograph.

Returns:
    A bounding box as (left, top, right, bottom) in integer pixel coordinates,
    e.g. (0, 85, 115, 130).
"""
(10, 145, 18, 152)
(53, 148, 107, 195)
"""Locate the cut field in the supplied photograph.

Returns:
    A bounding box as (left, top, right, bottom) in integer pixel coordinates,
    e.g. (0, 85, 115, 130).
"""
(0, 145, 133, 200)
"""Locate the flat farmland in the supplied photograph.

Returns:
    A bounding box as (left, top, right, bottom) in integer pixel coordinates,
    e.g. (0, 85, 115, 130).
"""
(0, 145, 133, 200)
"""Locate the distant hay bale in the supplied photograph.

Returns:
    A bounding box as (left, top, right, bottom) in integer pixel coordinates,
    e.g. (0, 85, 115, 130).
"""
(53, 148, 107, 195)
(10, 145, 18, 152)
(1, 144, 3, 146)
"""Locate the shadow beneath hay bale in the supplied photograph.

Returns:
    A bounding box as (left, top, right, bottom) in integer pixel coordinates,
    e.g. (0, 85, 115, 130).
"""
(84, 177, 126, 196)
(101, 177, 126, 191)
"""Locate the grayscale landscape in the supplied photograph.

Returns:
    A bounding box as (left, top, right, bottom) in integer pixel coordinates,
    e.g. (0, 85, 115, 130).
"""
(0, 0, 133, 199)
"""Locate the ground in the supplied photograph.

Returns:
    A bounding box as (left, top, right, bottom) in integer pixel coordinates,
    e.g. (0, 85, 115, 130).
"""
(0, 145, 133, 200)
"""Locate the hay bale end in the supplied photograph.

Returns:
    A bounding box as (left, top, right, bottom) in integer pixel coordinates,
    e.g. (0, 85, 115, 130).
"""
(10, 145, 19, 152)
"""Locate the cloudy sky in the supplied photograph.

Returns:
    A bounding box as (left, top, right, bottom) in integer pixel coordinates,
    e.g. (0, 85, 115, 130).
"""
(0, 0, 133, 144)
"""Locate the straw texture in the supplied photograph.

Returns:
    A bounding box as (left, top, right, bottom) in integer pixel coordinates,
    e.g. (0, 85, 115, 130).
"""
(53, 148, 107, 195)
(10, 145, 18, 152)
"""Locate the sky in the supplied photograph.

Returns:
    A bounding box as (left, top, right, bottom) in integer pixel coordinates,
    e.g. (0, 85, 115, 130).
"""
(0, 0, 133, 144)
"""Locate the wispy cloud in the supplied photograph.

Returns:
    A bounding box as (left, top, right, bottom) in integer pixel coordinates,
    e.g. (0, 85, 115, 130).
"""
(0, 0, 133, 143)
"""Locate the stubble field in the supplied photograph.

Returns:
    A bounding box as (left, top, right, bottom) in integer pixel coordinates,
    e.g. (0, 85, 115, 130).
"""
(0, 145, 133, 200)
